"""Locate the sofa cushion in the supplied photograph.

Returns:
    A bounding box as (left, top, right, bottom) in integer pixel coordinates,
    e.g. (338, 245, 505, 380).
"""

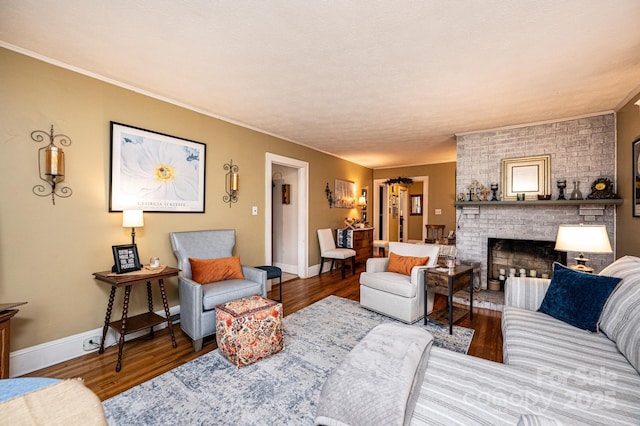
(359, 271, 415, 298)
(538, 263, 620, 332)
(387, 252, 429, 276)
(599, 256, 640, 339)
(201, 279, 264, 311)
(189, 256, 244, 284)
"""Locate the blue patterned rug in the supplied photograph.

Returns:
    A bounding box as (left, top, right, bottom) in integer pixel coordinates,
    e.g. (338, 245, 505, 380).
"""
(103, 295, 474, 425)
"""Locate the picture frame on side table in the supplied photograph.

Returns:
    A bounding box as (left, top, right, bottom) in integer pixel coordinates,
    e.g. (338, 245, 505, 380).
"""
(634, 138, 640, 217)
(109, 122, 206, 213)
(112, 244, 142, 274)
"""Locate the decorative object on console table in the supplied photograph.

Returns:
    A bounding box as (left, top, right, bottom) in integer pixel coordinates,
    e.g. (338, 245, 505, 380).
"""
(554, 224, 613, 273)
(92, 267, 179, 372)
(587, 177, 617, 199)
(223, 159, 239, 207)
(31, 124, 72, 205)
(109, 122, 206, 213)
(111, 244, 142, 274)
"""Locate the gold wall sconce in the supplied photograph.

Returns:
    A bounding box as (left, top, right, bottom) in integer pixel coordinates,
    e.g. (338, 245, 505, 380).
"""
(223, 160, 239, 207)
(31, 124, 72, 205)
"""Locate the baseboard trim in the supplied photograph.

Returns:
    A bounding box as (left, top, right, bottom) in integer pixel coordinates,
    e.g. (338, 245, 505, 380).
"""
(9, 305, 181, 377)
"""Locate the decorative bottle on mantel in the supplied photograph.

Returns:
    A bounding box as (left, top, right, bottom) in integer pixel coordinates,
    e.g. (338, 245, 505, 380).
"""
(570, 181, 583, 200)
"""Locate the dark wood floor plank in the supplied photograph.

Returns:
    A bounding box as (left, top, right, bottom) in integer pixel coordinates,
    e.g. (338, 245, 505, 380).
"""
(23, 264, 502, 401)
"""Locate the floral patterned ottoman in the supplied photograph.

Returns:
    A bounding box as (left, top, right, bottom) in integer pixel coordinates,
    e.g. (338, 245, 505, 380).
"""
(215, 295, 284, 368)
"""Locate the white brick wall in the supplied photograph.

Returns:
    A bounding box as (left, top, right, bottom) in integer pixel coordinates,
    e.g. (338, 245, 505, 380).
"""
(456, 114, 616, 285)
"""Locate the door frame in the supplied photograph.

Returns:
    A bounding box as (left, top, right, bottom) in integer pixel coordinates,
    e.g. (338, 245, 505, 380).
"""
(265, 153, 309, 278)
(373, 176, 429, 242)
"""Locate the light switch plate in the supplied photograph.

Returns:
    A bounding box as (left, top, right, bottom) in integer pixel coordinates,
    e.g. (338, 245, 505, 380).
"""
(435, 209, 442, 215)
(252, 206, 258, 215)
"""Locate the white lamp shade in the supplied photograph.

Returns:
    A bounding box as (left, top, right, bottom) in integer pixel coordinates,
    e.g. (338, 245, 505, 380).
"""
(122, 209, 144, 228)
(358, 195, 367, 206)
(555, 224, 612, 254)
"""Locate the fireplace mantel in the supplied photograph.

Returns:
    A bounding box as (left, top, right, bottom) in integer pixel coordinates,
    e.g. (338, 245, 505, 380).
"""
(454, 199, 622, 207)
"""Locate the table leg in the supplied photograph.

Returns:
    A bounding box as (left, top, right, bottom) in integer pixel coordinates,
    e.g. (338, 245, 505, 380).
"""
(423, 270, 428, 325)
(469, 270, 474, 320)
(99, 286, 117, 354)
(158, 279, 177, 349)
(448, 276, 454, 335)
(146, 281, 155, 338)
(116, 285, 132, 372)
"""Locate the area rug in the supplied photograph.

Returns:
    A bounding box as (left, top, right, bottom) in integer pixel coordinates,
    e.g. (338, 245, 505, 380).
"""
(103, 295, 474, 425)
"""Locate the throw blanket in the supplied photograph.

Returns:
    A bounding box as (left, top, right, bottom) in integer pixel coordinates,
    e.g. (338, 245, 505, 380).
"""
(315, 323, 434, 426)
(337, 228, 353, 248)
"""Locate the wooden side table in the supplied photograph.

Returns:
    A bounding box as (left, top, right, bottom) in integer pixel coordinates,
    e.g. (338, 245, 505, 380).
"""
(424, 265, 474, 334)
(93, 267, 179, 372)
(0, 303, 26, 379)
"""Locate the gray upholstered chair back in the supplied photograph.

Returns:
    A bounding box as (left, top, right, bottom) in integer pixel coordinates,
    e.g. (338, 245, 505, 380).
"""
(169, 229, 236, 279)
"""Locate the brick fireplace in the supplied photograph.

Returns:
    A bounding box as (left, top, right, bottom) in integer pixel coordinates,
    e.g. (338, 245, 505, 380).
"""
(455, 114, 617, 288)
(487, 238, 567, 283)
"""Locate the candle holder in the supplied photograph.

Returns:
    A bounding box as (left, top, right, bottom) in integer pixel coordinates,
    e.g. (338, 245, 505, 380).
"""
(490, 183, 499, 201)
(31, 124, 73, 205)
(557, 179, 567, 200)
(223, 159, 239, 207)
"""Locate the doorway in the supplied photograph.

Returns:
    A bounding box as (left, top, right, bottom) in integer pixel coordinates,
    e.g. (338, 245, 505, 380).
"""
(265, 153, 309, 278)
(373, 176, 429, 242)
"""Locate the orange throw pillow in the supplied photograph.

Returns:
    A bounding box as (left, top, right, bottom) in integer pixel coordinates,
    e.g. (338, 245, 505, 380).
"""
(189, 256, 244, 284)
(386, 252, 429, 276)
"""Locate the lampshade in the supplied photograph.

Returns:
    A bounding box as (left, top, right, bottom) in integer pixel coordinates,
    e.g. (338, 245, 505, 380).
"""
(555, 224, 612, 254)
(358, 195, 367, 206)
(122, 209, 144, 228)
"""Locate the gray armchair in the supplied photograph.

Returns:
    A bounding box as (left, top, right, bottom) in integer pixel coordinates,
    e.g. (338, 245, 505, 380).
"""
(169, 229, 267, 351)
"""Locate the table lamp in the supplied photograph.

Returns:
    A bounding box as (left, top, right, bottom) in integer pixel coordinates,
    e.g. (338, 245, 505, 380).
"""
(122, 209, 144, 245)
(554, 224, 612, 273)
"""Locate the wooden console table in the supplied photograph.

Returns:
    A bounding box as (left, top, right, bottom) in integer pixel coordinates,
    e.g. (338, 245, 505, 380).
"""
(93, 267, 179, 372)
(424, 265, 473, 334)
(351, 228, 374, 265)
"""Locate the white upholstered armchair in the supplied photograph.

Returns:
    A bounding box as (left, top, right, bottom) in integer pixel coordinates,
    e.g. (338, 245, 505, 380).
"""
(169, 230, 267, 351)
(359, 242, 440, 323)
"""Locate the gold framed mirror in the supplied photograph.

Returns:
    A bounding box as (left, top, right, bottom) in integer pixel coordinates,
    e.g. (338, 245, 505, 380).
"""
(501, 155, 551, 200)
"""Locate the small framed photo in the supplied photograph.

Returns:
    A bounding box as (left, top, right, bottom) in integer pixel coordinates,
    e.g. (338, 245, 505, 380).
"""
(634, 138, 640, 217)
(112, 244, 142, 274)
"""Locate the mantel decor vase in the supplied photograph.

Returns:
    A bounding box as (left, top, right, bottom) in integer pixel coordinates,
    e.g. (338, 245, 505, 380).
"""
(570, 181, 583, 200)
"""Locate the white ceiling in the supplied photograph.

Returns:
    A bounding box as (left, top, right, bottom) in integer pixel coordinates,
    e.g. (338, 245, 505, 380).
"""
(1, 1, 639, 169)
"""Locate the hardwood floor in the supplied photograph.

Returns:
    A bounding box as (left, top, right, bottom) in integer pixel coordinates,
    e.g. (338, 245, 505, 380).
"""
(23, 264, 503, 401)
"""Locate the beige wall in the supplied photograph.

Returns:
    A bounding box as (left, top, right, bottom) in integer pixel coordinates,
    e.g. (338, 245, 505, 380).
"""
(0, 48, 371, 350)
(616, 90, 640, 257)
(374, 163, 457, 238)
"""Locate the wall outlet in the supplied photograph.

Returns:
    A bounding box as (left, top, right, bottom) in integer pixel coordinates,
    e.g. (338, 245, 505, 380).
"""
(252, 206, 258, 215)
(435, 208, 442, 215)
(82, 336, 101, 351)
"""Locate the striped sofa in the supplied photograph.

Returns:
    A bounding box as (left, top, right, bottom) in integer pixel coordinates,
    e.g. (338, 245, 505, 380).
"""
(410, 255, 640, 425)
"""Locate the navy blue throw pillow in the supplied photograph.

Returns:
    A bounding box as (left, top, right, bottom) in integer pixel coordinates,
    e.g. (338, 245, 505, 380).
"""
(538, 263, 621, 332)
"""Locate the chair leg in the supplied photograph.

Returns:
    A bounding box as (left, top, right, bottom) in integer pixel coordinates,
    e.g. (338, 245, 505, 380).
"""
(319, 257, 324, 275)
(341, 259, 346, 279)
(330, 259, 335, 271)
(351, 257, 356, 274)
(193, 338, 203, 352)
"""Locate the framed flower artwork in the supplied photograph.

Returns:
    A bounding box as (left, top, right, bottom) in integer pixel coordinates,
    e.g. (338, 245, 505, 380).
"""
(109, 122, 206, 212)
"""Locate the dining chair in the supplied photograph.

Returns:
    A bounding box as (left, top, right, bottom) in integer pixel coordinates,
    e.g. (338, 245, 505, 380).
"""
(317, 228, 356, 279)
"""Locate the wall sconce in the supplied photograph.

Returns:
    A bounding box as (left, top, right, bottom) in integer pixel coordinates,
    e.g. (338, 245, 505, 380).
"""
(122, 209, 144, 245)
(325, 182, 333, 208)
(31, 124, 72, 205)
(223, 160, 239, 207)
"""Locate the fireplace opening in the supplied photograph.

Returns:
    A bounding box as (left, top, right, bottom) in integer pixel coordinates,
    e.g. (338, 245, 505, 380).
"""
(487, 238, 566, 289)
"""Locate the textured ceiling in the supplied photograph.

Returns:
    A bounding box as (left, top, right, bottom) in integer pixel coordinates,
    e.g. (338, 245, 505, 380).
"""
(1, 1, 639, 168)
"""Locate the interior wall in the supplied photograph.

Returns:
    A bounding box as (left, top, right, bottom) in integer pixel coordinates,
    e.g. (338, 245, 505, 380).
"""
(0, 47, 371, 351)
(616, 90, 640, 257)
(272, 164, 298, 272)
(373, 163, 457, 236)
